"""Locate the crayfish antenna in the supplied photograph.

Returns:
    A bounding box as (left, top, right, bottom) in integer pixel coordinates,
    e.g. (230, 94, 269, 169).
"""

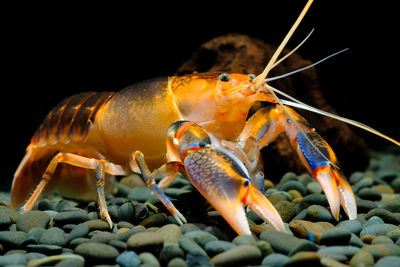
(276, 93, 400, 147)
(254, 0, 314, 89)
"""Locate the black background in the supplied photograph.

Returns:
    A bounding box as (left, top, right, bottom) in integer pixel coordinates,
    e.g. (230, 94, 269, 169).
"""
(2, 1, 399, 191)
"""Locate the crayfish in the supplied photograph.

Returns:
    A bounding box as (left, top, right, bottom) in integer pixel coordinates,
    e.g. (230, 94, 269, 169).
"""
(12, 0, 399, 235)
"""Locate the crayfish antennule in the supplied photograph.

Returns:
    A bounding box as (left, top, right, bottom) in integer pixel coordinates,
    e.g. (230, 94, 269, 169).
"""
(254, 0, 314, 90)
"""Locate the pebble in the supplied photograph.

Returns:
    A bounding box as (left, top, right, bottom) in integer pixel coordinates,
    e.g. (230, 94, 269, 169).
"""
(211, 244, 262, 266)
(54, 211, 89, 225)
(274, 200, 297, 222)
(140, 213, 168, 228)
(168, 257, 187, 267)
(232, 234, 256, 246)
(116, 250, 141, 267)
(376, 255, 400, 267)
(261, 253, 289, 267)
(183, 230, 218, 247)
(0, 231, 27, 248)
(139, 252, 161, 267)
(186, 251, 213, 267)
(361, 243, 400, 260)
(26, 244, 63, 255)
(39, 227, 66, 246)
(336, 220, 362, 235)
(75, 242, 119, 263)
(159, 243, 185, 264)
(16, 210, 50, 232)
(204, 240, 235, 256)
(0, 253, 27, 266)
(157, 224, 181, 243)
(66, 222, 89, 243)
(350, 250, 375, 267)
(286, 251, 320, 266)
(260, 230, 303, 254)
(179, 237, 207, 255)
(127, 231, 164, 252)
(0, 214, 11, 230)
(320, 227, 352, 246)
(360, 223, 398, 237)
(306, 205, 335, 222)
(289, 220, 325, 243)
(280, 180, 308, 196)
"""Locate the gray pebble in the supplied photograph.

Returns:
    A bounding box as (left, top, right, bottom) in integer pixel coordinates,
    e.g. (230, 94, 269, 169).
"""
(168, 257, 187, 267)
(183, 230, 218, 247)
(261, 253, 289, 267)
(387, 229, 400, 242)
(0, 206, 19, 223)
(116, 250, 141, 267)
(178, 236, 207, 255)
(26, 244, 63, 255)
(306, 205, 335, 222)
(39, 227, 66, 246)
(0, 230, 27, 248)
(288, 240, 319, 256)
(301, 194, 328, 207)
(0, 214, 11, 230)
(211, 244, 261, 266)
(25, 252, 47, 261)
(186, 252, 213, 267)
(317, 246, 360, 257)
(260, 230, 303, 254)
(75, 242, 119, 263)
(349, 233, 365, 248)
(0, 253, 26, 266)
(361, 243, 400, 260)
(66, 222, 89, 243)
(118, 202, 135, 222)
(306, 181, 322, 194)
(357, 188, 382, 201)
(232, 234, 256, 246)
(336, 220, 362, 235)
(55, 258, 85, 267)
(204, 240, 235, 256)
(128, 187, 153, 202)
(320, 227, 352, 245)
(127, 231, 164, 252)
(280, 180, 307, 196)
(139, 252, 160, 267)
(16, 210, 50, 232)
(159, 243, 185, 264)
(180, 223, 201, 235)
(376, 255, 400, 267)
(54, 211, 89, 225)
(360, 223, 398, 237)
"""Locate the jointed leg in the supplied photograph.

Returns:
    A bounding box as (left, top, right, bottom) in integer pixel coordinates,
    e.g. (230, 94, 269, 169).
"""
(130, 151, 187, 225)
(24, 152, 127, 227)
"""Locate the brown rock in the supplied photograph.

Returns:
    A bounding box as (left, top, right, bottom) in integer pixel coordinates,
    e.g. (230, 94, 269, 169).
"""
(176, 33, 369, 180)
(289, 220, 325, 243)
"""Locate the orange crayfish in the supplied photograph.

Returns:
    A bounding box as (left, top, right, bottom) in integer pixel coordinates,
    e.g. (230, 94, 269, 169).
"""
(12, 0, 400, 235)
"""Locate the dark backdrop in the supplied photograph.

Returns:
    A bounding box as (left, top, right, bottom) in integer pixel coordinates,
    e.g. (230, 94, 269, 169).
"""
(2, 1, 399, 191)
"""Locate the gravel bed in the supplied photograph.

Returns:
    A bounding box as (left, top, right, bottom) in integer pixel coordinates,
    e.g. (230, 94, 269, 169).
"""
(1, 149, 400, 266)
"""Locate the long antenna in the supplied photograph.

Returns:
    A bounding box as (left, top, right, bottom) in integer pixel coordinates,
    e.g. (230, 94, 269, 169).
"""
(254, 0, 314, 89)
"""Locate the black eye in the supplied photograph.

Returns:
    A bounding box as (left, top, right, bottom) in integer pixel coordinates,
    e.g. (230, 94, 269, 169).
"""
(243, 180, 250, 187)
(248, 74, 256, 79)
(219, 73, 231, 82)
(199, 142, 207, 148)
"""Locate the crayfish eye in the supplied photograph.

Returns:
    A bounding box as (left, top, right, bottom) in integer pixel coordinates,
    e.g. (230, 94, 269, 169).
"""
(219, 73, 231, 82)
(248, 74, 256, 80)
(243, 180, 250, 187)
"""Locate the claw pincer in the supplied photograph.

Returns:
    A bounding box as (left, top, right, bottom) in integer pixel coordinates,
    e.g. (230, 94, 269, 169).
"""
(167, 121, 285, 235)
(240, 105, 357, 221)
